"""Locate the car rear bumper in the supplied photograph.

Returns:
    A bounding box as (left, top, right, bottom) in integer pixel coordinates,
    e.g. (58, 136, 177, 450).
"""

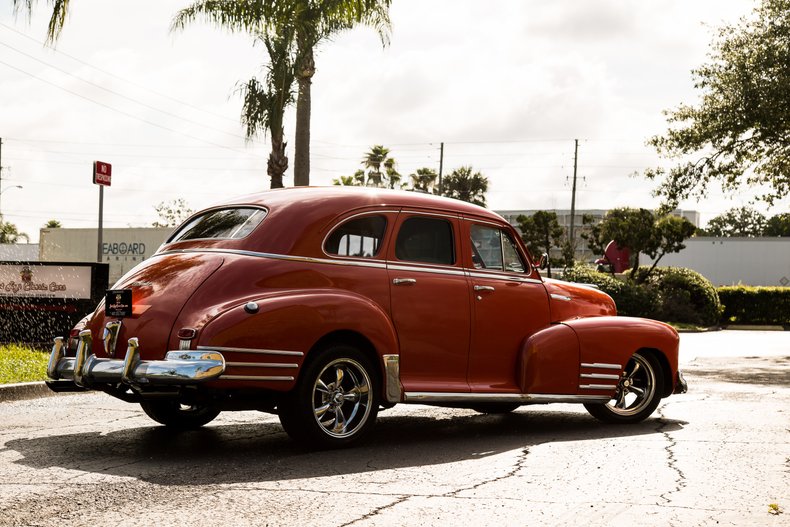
(46, 330, 225, 392)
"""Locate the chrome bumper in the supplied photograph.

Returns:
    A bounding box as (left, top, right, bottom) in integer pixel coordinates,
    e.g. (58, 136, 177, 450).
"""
(47, 330, 225, 389)
(674, 370, 688, 394)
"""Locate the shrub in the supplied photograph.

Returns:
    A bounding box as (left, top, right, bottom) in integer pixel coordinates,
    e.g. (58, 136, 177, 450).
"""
(0, 344, 49, 384)
(638, 267, 722, 326)
(718, 286, 790, 325)
(561, 264, 660, 318)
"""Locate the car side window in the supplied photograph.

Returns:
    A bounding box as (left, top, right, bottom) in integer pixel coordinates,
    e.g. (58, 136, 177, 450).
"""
(395, 217, 455, 265)
(470, 224, 526, 273)
(325, 215, 387, 258)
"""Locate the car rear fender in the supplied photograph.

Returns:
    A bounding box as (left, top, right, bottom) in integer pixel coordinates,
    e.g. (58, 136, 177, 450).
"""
(197, 290, 399, 393)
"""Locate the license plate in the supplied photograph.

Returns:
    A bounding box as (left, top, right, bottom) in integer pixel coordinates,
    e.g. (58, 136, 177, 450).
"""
(105, 289, 133, 318)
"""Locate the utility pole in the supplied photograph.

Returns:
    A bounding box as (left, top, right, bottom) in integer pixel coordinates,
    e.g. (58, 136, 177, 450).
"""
(0, 137, 3, 216)
(438, 142, 444, 195)
(568, 139, 579, 257)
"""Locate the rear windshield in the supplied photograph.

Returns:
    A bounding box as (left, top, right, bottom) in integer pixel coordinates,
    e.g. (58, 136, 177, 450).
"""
(168, 207, 267, 242)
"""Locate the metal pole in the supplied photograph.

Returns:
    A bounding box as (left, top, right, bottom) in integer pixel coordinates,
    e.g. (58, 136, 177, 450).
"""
(0, 137, 4, 217)
(97, 185, 104, 262)
(438, 142, 444, 195)
(569, 139, 579, 256)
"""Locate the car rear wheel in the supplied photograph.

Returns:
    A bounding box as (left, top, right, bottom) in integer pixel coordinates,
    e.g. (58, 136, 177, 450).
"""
(278, 345, 379, 448)
(140, 400, 221, 429)
(584, 352, 664, 423)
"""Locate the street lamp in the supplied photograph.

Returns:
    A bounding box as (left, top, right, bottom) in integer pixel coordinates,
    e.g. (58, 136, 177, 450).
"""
(0, 184, 23, 218)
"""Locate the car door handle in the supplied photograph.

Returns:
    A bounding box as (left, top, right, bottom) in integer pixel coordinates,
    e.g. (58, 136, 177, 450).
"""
(473, 285, 495, 292)
(392, 278, 417, 285)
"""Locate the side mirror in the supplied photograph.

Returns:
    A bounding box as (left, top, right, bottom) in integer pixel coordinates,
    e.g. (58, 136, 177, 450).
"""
(538, 253, 549, 270)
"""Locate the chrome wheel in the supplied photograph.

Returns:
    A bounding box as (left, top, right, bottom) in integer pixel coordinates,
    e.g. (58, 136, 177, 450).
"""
(584, 351, 664, 423)
(278, 345, 379, 447)
(312, 358, 372, 438)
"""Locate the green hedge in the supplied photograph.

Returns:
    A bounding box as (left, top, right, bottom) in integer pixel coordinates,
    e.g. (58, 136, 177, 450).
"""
(562, 265, 720, 325)
(718, 286, 790, 325)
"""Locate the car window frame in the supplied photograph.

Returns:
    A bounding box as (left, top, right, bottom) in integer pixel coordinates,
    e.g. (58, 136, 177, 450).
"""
(321, 210, 396, 262)
(388, 211, 463, 270)
(464, 219, 534, 277)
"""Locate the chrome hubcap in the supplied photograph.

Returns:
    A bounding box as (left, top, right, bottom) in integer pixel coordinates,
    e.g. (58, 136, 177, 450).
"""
(312, 358, 371, 438)
(607, 354, 656, 416)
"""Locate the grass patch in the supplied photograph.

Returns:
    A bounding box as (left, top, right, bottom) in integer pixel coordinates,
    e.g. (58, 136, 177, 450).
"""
(0, 344, 49, 384)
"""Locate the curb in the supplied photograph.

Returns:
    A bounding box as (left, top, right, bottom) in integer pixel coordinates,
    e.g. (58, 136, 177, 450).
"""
(723, 325, 787, 331)
(0, 381, 56, 403)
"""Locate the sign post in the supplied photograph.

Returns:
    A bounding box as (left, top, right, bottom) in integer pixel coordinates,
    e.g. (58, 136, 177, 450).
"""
(93, 161, 112, 262)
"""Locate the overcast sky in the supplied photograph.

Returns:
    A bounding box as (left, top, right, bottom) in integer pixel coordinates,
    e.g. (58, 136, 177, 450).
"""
(1, 0, 783, 243)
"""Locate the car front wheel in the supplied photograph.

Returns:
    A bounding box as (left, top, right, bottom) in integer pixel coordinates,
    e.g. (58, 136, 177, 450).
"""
(140, 400, 221, 429)
(584, 351, 664, 423)
(278, 345, 379, 448)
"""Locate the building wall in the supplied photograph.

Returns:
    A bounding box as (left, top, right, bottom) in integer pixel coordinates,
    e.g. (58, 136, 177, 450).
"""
(39, 228, 172, 285)
(647, 237, 790, 286)
(0, 243, 39, 261)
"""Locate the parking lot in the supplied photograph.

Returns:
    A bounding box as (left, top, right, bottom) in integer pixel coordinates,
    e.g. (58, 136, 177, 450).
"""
(0, 330, 787, 526)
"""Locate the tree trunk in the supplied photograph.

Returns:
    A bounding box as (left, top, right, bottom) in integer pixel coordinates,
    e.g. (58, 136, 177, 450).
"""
(268, 131, 288, 189)
(294, 44, 315, 187)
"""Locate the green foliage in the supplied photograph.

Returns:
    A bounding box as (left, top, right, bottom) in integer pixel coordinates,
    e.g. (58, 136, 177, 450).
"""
(698, 206, 767, 237)
(636, 267, 723, 326)
(516, 211, 564, 277)
(645, 215, 698, 274)
(0, 215, 29, 244)
(645, 0, 790, 209)
(361, 145, 401, 188)
(764, 213, 790, 236)
(0, 344, 49, 384)
(152, 199, 194, 228)
(440, 166, 489, 207)
(564, 264, 720, 325)
(43, 219, 61, 228)
(718, 286, 790, 325)
(409, 167, 438, 193)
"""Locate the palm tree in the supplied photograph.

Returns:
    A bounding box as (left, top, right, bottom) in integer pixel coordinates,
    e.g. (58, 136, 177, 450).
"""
(237, 29, 296, 188)
(409, 167, 438, 193)
(441, 166, 489, 207)
(172, 0, 393, 187)
(361, 145, 401, 188)
(11, 1, 69, 44)
(0, 216, 29, 244)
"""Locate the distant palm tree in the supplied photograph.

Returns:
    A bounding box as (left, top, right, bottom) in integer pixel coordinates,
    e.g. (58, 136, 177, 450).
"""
(0, 216, 29, 244)
(362, 145, 400, 188)
(409, 167, 438, 193)
(441, 166, 489, 207)
(172, 0, 393, 187)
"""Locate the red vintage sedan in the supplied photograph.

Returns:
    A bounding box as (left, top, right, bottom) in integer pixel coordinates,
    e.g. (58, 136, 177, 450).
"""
(47, 187, 687, 447)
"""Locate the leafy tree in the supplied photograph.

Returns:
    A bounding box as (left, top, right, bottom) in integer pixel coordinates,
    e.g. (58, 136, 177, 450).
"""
(643, 215, 697, 276)
(43, 219, 61, 228)
(0, 215, 29, 243)
(591, 208, 659, 279)
(516, 211, 563, 277)
(409, 167, 438, 193)
(153, 199, 194, 228)
(645, 0, 790, 210)
(440, 166, 488, 207)
(700, 206, 767, 237)
(172, 0, 393, 187)
(764, 213, 790, 236)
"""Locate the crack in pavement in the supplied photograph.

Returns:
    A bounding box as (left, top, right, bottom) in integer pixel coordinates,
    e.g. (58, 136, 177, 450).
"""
(337, 495, 411, 527)
(656, 403, 688, 505)
(444, 447, 530, 498)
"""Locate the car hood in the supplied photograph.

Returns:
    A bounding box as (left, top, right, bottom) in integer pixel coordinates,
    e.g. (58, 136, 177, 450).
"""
(542, 277, 617, 322)
(85, 252, 224, 359)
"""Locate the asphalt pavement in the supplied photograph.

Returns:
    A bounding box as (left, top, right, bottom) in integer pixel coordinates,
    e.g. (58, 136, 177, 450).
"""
(0, 330, 787, 526)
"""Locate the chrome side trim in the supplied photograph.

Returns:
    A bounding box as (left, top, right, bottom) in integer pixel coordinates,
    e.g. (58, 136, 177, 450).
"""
(219, 375, 294, 381)
(403, 392, 610, 404)
(197, 346, 304, 357)
(581, 362, 622, 370)
(579, 384, 619, 390)
(224, 362, 298, 368)
(580, 373, 620, 380)
(466, 271, 542, 284)
(550, 294, 572, 302)
(387, 263, 466, 276)
(383, 354, 402, 403)
(160, 248, 387, 269)
(103, 320, 122, 358)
